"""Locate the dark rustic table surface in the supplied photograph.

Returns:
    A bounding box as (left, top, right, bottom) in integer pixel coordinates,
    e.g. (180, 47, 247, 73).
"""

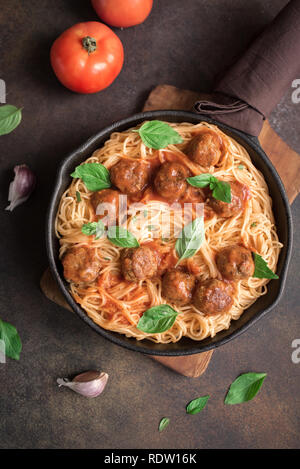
(0, 0, 299, 450)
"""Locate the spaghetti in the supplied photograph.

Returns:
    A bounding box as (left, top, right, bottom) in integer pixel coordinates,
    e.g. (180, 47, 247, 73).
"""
(55, 121, 282, 343)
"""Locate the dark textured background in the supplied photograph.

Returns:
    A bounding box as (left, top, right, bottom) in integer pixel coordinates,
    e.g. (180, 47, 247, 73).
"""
(0, 0, 299, 449)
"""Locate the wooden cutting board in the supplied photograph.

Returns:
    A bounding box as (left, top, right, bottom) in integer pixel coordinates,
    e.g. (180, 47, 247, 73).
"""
(41, 84, 300, 377)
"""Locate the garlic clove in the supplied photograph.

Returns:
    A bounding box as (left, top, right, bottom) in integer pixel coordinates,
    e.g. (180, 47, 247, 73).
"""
(57, 371, 108, 398)
(6, 164, 36, 211)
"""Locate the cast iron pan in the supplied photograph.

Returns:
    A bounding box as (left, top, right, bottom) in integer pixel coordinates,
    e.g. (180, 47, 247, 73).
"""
(46, 110, 293, 356)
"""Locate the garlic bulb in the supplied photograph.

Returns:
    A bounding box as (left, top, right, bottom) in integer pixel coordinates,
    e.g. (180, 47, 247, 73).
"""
(6, 164, 36, 211)
(57, 371, 108, 398)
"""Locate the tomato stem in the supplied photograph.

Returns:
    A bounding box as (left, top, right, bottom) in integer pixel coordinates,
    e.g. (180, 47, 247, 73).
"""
(82, 36, 97, 54)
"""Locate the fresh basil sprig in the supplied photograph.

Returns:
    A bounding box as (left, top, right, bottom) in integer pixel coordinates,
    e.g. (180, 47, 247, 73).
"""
(107, 226, 139, 248)
(175, 216, 204, 266)
(137, 305, 178, 333)
(136, 120, 183, 150)
(76, 191, 81, 202)
(0, 105, 22, 136)
(0, 318, 22, 361)
(71, 163, 111, 191)
(159, 417, 170, 432)
(225, 372, 267, 405)
(186, 395, 210, 415)
(82, 221, 139, 248)
(187, 174, 231, 203)
(253, 253, 278, 279)
(82, 220, 105, 240)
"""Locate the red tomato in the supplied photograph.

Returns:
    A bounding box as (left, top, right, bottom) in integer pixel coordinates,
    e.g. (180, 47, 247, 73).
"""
(91, 0, 153, 28)
(50, 22, 124, 94)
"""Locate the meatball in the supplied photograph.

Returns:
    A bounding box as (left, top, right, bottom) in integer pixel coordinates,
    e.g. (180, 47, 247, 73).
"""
(121, 246, 159, 282)
(208, 180, 247, 218)
(62, 246, 101, 284)
(154, 162, 189, 201)
(192, 279, 234, 315)
(186, 132, 222, 167)
(110, 159, 148, 198)
(216, 245, 254, 280)
(91, 189, 120, 225)
(162, 268, 196, 305)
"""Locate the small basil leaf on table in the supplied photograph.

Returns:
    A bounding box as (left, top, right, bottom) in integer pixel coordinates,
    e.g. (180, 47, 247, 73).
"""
(82, 220, 105, 240)
(187, 174, 231, 203)
(0, 105, 22, 136)
(175, 216, 204, 266)
(225, 372, 267, 405)
(186, 395, 210, 415)
(71, 163, 111, 191)
(137, 120, 183, 149)
(253, 253, 279, 279)
(0, 318, 22, 361)
(137, 305, 178, 333)
(107, 226, 140, 248)
(159, 417, 170, 432)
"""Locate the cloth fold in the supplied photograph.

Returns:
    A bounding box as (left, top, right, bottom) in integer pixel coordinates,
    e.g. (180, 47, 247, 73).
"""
(195, 0, 300, 136)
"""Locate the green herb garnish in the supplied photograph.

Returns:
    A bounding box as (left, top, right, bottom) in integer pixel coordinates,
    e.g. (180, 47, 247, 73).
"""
(71, 163, 111, 192)
(0, 105, 22, 136)
(0, 318, 22, 361)
(136, 120, 183, 149)
(148, 225, 158, 231)
(107, 226, 139, 248)
(225, 372, 267, 405)
(159, 417, 170, 432)
(253, 253, 278, 279)
(82, 221, 139, 248)
(238, 165, 244, 170)
(175, 216, 204, 266)
(82, 220, 105, 240)
(251, 222, 257, 228)
(137, 305, 178, 333)
(76, 191, 81, 202)
(186, 396, 210, 415)
(187, 174, 231, 203)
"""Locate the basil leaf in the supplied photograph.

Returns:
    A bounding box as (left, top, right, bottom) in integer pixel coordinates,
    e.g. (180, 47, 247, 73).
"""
(76, 191, 81, 202)
(159, 417, 170, 432)
(186, 395, 210, 415)
(187, 174, 231, 203)
(0, 319, 22, 361)
(187, 174, 213, 188)
(212, 180, 231, 203)
(0, 105, 22, 136)
(238, 165, 244, 169)
(71, 163, 111, 191)
(82, 220, 105, 240)
(225, 372, 267, 405)
(175, 216, 204, 265)
(253, 253, 279, 279)
(107, 226, 139, 248)
(137, 305, 178, 333)
(138, 120, 183, 149)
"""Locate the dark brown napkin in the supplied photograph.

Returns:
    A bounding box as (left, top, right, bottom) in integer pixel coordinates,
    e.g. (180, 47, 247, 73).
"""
(195, 0, 300, 136)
